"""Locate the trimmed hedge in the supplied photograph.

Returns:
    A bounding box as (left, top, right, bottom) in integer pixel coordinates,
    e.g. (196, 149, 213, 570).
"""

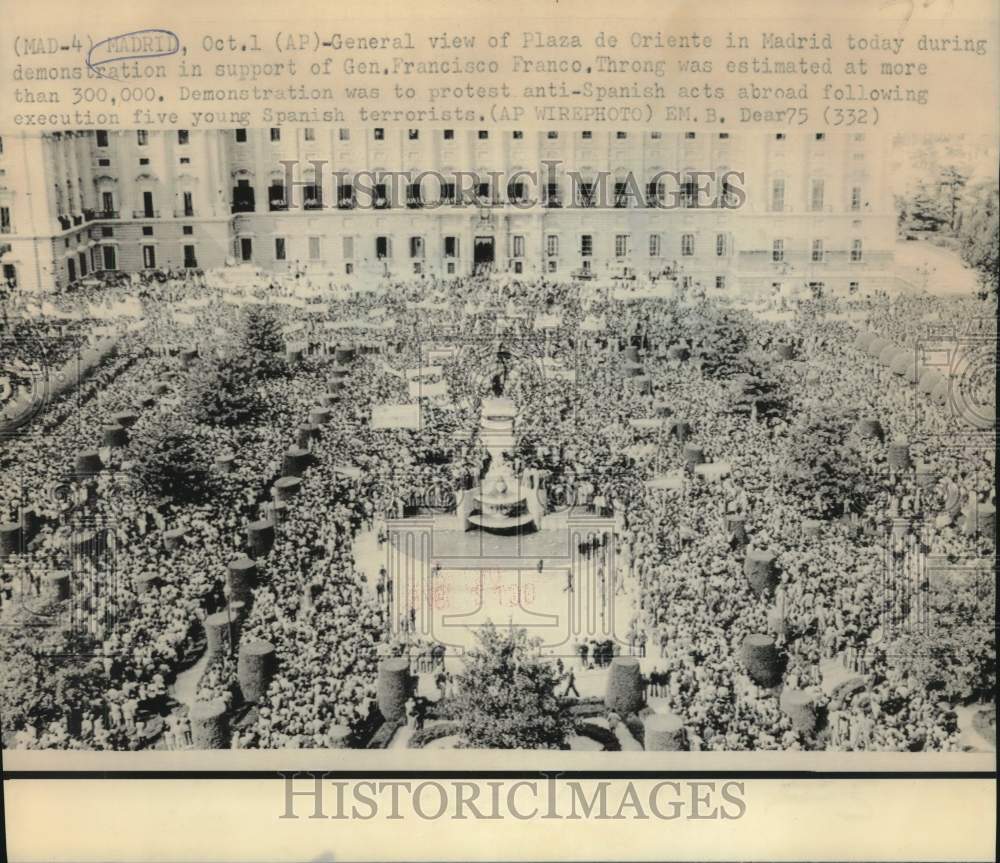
(744, 548, 778, 596)
(408, 721, 462, 748)
(780, 688, 818, 734)
(237, 639, 277, 704)
(377, 657, 413, 721)
(367, 717, 405, 749)
(740, 633, 784, 688)
(643, 712, 687, 751)
(605, 657, 643, 715)
(190, 699, 229, 749)
(573, 720, 622, 751)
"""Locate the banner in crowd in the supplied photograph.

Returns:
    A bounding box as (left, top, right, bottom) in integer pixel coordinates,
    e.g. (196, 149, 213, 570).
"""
(408, 380, 448, 399)
(541, 359, 576, 382)
(534, 314, 563, 330)
(371, 403, 422, 430)
(428, 347, 458, 364)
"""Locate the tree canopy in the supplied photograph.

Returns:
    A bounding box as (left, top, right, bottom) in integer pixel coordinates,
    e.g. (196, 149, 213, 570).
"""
(450, 622, 573, 749)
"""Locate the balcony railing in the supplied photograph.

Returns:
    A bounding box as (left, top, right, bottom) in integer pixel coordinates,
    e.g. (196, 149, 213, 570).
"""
(269, 201, 289, 212)
(231, 201, 255, 214)
(96, 210, 119, 220)
(132, 209, 160, 219)
(303, 199, 324, 211)
(175, 208, 195, 218)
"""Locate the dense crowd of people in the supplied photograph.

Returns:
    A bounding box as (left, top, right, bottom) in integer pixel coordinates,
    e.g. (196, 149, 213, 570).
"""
(0, 262, 994, 752)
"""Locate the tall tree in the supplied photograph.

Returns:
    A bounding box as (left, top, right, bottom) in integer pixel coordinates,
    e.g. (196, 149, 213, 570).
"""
(958, 181, 999, 300)
(450, 622, 573, 749)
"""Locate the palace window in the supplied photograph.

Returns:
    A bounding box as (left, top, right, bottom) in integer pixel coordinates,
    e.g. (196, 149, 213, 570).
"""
(771, 179, 785, 212)
(681, 233, 694, 256)
(810, 179, 825, 212)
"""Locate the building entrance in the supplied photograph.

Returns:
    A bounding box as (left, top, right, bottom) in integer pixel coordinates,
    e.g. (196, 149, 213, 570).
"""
(474, 236, 495, 266)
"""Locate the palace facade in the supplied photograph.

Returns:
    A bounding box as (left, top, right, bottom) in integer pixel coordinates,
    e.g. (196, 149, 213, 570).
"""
(0, 127, 895, 294)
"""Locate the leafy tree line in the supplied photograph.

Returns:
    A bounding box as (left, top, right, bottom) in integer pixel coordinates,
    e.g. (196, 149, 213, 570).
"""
(129, 307, 289, 502)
